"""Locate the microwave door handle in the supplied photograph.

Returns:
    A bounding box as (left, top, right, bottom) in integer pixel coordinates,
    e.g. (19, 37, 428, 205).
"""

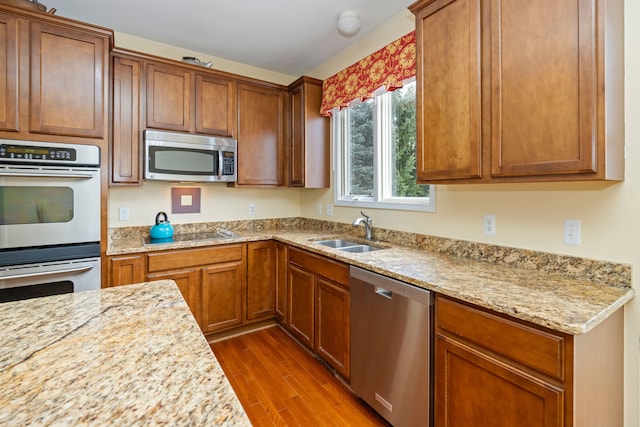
(0, 171, 95, 179)
(218, 150, 223, 179)
(1, 265, 94, 281)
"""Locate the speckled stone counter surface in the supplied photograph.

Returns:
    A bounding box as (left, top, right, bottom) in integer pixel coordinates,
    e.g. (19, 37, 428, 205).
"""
(0, 280, 250, 426)
(108, 218, 634, 335)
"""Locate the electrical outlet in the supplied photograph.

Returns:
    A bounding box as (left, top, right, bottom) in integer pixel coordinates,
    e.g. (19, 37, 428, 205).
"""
(118, 207, 129, 221)
(249, 203, 256, 215)
(483, 214, 496, 236)
(317, 203, 323, 215)
(326, 204, 333, 216)
(563, 219, 581, 245)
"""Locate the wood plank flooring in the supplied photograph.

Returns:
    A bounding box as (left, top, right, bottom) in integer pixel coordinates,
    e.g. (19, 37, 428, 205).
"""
(210, 326, 389, 426)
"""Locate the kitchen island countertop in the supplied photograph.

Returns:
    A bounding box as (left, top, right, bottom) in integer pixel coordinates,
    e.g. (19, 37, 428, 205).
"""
(0, 280, 250, 426)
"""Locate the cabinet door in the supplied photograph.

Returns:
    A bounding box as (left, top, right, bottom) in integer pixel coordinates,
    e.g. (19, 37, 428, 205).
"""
(0, 12, 18, 132)
(287, 263, 315, 349)
(147, 268, 200, 327)
(274, 242, 288, 323)
(316, 278, 350, 379)
(237, 83, 285, 186)
(146, 62, 192, 132)
(288, 78, 329, 188)
(436, 333, 563, 427)
(108, 254, 144, 287)
(195, 73, 237, 137)
(289, 83, 305, 187)
(111, 55, 141, 185)
(413, 0, 482, 181)
(201, 261, 244, 333)
(246, 241, 275, 321)
(490, 0, 597, 177)
(29, 22, 107, 138)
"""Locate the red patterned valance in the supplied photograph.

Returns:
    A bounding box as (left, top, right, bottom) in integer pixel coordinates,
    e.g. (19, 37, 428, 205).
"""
(320, 31, 416, 116)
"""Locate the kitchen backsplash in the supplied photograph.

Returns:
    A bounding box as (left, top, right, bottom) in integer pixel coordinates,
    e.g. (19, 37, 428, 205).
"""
(109, 217, 631, 288)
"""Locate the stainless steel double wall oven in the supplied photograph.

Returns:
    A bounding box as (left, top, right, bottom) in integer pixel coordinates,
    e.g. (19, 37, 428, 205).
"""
(0, 140, 101, 302)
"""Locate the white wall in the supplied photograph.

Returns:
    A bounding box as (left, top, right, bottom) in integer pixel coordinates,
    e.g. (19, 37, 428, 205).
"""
(115, 33, 296, 86)
(110, 183, 301, 226)
(110, 6, 640, 425)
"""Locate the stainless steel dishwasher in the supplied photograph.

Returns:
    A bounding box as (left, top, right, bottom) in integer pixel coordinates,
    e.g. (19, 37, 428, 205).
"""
(350, 266, 433, 427)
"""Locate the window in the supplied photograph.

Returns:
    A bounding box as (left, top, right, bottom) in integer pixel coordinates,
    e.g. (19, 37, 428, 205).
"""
(333, 80, 434, 211)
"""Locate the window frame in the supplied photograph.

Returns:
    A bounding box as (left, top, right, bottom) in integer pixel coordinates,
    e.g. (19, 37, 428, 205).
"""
(332, 81, 435, 212)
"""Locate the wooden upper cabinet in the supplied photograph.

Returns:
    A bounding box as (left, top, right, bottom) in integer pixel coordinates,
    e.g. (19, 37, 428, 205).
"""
(146, 62, 192, 132)
(111, 54, 141, 185)
(29, 22, 107, 138)
(195, 73, 237, 137)
(490, 0, 596, 178)
(287, 76, 330, 188)
(0, 6, 111, 141)
(412, 0, 482, 181)
(0, 12, 18, 132)
(145, 60, 238, 137)
(409, 0, 624, 183)
(236, 82, 286, 186)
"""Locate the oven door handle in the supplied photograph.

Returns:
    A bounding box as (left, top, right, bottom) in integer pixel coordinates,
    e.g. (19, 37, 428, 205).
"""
(0, 171, 95, 179)
(1, 265, 95, 281)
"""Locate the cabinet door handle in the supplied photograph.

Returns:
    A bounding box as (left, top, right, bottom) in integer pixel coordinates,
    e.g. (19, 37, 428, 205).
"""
(375, 286, 392, 299)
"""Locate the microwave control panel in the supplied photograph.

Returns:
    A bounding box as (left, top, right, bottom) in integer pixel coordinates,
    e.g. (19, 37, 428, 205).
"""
(222, 151, 235, 175)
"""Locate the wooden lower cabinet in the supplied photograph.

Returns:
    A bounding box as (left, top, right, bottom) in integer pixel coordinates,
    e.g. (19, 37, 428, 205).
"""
(286, 247, 350, 379)
(145, 244, 248, 333)
(147, 268, 200, 326)
(107, 254, 145, 287)
(436, 335, 563, 426)
(104, 241, 277, 335)
(287, 263, 315, 348)
(201, 261, 244, 333)
(246, 241, 276, 321)
(274, 242, 288, 323)
(315, 278, 350, 378)
(435, 295, 623, 426)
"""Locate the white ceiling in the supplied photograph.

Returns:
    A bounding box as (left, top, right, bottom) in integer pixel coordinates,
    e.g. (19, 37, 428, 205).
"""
(43, 0, 414, 76)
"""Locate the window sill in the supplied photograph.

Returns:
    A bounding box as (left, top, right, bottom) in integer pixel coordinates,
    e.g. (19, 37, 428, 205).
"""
(334, 197, 435, 212)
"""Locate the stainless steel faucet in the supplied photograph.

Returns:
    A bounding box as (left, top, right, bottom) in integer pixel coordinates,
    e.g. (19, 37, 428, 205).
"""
(352, 211, 373, 240)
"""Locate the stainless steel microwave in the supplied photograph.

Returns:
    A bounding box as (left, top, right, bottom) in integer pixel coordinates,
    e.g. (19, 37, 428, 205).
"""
(144, 130, 237, 182)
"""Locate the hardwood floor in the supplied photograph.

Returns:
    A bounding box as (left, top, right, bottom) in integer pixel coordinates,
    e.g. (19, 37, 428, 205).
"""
(210, 326, 389, 426)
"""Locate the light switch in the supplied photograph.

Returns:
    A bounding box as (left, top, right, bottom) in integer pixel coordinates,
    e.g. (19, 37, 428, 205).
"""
(181, 195, 193, 206)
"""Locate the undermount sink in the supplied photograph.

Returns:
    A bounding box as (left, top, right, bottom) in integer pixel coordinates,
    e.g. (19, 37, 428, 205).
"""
(314, 239, 362, 248)
(339, 245, 382, 253)
(312, 239, 384, 253)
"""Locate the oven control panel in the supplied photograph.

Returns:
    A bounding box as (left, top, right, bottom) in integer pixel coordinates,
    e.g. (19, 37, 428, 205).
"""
(0, 144, 76, 162)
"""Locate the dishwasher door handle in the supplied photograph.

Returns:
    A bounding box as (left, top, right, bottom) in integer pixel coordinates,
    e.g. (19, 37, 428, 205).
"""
(375, 286, 392, 299)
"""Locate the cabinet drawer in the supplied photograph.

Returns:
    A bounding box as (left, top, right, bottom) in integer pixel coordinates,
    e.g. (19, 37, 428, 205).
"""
(436, 296, 567, 380)
(147, 244, 244, 272)
(288, 247, 349, 287)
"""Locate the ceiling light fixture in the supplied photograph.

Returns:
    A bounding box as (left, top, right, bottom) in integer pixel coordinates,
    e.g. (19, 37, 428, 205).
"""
(337, 11, 360, 37)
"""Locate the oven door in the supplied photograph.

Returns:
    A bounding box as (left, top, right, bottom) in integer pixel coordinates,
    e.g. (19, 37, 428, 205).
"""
(0, 164, 100, 249)
(0, 257, 101, 303)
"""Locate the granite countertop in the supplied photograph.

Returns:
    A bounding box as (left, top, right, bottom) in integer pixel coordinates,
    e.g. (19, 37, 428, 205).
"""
(107, 223, 634, 335)
(0, 280, 250, 426)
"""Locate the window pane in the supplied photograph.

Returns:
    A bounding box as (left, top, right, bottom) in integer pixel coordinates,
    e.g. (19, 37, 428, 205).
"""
(390, 82, 429, 198)
(348, 101, 374, 196)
